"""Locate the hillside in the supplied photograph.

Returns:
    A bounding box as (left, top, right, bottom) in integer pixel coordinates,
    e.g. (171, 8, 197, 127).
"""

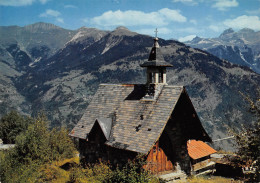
(0, 23, 259, 151)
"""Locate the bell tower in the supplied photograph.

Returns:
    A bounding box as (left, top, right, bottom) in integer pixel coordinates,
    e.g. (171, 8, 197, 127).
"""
(140, 31, 172, 85)
(140, 30, 173, 98)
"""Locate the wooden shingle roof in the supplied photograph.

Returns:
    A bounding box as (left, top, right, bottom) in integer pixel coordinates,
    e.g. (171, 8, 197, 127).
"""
(70, 84, 184, 154)
(187, 140, 217, 160)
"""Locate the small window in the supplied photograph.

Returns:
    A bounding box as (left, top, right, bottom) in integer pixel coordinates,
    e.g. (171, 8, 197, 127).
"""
(140, 115, 144, 120)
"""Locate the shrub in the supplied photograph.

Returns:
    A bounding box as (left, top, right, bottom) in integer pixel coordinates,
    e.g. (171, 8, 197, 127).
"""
(37, 164, 62, 182)
(14, 113, 51, 163)
(49, 127, 76, 161)
(68, 166, 92, 183)
(0, 111, 33, 144)
(107, 155, 160, 183)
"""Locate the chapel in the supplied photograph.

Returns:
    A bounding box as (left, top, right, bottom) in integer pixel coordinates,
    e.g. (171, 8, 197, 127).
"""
(70, 35, 216, 175)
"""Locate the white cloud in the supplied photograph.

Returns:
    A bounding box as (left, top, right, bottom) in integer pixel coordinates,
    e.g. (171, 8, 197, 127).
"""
(172, 0, 198, 5)
(91, 10, 163, 27)
(64, 4, 77, 9)
(88, 8, 186, 28)
(223, 15, 260, 30)
(39, 9, 61, 17)
(0, 0, 34, 6)
(0, 0, 49, 6)
(212, 0, 238, 11)
(39, 9, 64, 24)
(56, 18, 64, 23)
(159, 8, 187, 22)
(178, 35, 196, 42)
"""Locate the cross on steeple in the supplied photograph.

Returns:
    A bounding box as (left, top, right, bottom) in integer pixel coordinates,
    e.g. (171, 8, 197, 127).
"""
(154, 28, 158, 38)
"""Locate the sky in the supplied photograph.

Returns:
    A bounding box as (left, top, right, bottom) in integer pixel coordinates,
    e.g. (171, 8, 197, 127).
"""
(0, 0, 260, 41)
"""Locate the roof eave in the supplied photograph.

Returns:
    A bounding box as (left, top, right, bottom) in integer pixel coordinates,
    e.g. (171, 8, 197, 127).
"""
(140, 61, 173, 67)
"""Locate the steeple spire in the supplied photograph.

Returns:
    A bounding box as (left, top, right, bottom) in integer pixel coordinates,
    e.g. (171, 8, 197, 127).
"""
(148, 37, 164, 62)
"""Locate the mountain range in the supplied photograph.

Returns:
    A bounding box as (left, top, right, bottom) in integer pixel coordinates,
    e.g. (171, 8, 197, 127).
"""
(0, 22, 259, 151)
(185, 28, 260, 74)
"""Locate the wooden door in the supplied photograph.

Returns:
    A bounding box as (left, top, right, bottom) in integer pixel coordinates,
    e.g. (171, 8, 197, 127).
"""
(144, 142, 173, 174)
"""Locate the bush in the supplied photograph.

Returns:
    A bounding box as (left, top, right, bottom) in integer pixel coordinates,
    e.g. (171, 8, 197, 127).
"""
(49, 127, 76, 161)
(0, 111, 33, 144)
(37, 164, 62, 182)
(107, 155, 160, 183)
(69, 166, 86, 183)
(13, 113, 51, 163)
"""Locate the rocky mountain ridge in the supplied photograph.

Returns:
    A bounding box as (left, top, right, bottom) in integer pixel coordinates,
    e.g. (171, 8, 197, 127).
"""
(0, 23, 260, 151)
(185, 28, 260, 74)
